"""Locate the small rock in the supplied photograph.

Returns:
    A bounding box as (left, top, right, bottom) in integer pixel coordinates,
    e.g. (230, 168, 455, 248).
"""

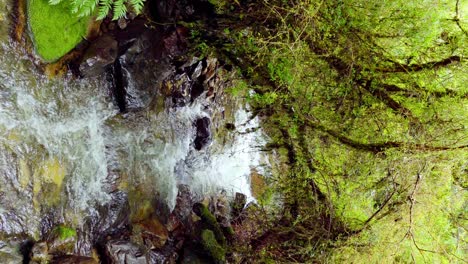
(231, 193, 246, 220)
(135, 218, 169, 249)
(104, 239, 147, 264)
(117, 17, 127, 29)
(47, 225, 77, 255)
(51, 255, 98, 264)
(79, 35, 118, 77)
(31, 241, 50, 263)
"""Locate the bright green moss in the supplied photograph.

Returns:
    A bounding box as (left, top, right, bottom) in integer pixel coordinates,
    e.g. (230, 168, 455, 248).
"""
(53, 225, 77, 240)
(27, 0, 92, 61)
(201, 229, 226, 263)
(198, 203, 227, 248)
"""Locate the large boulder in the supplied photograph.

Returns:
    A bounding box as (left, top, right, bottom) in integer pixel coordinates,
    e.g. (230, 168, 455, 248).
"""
(27, 0, 92, 61)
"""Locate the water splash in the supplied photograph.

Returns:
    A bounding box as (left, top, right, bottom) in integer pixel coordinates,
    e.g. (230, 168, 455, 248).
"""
(0, 43, 267, 237)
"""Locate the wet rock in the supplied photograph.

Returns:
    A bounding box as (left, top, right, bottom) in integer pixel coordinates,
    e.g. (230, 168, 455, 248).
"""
(250, 170, 267, 198)
(181, 248, 207, 264)
(104, 239, 166, 263)
(0, 240, 23, 263)
(31, 241, 50, 263)
(165, 72, 192, 107)
(107, 58, 127, 112)
(162, 58, 222, 107)
(194, 117, 211, 150)
(231, 193, 246, 220)
(200, 229, 225, 264)
(104, 239, 146, 263)
(225, 123, 235, 131)
(47, 225, 77, 255)
(51, 255, 98, 264)
(78, 191, 129, 256)
(172, 185, 194, 222)
(162, 26, 189, 58)
(79, 35, 118, 77)
(212, 193, 231, 229)
(192, 203, 226, 248)
(134, 218, 169, 249)
(117, 17, 127, 30)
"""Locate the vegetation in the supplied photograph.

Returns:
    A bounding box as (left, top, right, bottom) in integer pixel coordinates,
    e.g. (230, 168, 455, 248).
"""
(191, 0, 467, 262)
(25, 0, 467, 261)
(47, 0, 146, 20)
(201, 229, 226, 263)
(52, 226, 77, 240)
(27, 0, 92, 61)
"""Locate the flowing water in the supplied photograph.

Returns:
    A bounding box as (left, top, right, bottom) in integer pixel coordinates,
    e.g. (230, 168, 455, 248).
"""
(0, 0, 267, 244)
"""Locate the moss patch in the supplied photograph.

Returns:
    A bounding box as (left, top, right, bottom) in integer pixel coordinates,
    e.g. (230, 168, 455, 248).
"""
(196, 203, 227, 248)
(27, 0, 92, 61)
(201, 229, 226, 263)
(53, 226, 77, 240)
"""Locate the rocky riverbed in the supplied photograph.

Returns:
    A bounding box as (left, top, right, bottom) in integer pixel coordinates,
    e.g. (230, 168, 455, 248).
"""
(0, 0, 270, 262)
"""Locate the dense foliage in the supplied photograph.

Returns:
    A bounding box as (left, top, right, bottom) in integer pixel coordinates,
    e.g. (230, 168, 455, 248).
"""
(193, 0, 467, 262)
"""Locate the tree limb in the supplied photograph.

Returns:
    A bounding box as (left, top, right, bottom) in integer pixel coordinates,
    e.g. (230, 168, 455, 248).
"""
(376, 56, 463, 73)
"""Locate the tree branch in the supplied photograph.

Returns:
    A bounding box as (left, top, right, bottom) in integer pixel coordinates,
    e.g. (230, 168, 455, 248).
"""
(302, 116, 468, 153)
(376, 56, 463, 73)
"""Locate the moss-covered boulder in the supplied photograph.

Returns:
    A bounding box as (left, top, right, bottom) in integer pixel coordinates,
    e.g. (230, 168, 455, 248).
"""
(201, 229, 226, 264)
(193, 203, 226, 248)
(27, 0, 92, 61)
(47, 225, 77, 255)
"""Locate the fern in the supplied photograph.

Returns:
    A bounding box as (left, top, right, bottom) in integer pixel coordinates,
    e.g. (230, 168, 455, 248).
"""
(112, 0, 127, 20)
(48, 0, 146, 20)
(96, 0, 113, 20)
(129, 0, 144, 14)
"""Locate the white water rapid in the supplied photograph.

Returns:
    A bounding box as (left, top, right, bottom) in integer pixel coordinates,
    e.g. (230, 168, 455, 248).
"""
(0, 28, 267, 238)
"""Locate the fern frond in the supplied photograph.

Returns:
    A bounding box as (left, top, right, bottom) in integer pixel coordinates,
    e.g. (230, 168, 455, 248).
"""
(96, 0, 113, 20)
(76, 0, 100, 17)
(112, 0, 127, 20)
(129, 0, 145, 14)
(48, 0, 64, 5)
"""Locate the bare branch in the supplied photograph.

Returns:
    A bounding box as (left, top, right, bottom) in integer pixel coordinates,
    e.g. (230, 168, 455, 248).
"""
(376, 56, 463, 73)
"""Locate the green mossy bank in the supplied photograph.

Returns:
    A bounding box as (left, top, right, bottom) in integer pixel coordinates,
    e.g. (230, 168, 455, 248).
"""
(27, 0, 91, 61)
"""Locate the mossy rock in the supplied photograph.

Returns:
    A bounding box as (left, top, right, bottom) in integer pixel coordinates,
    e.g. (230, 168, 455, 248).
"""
(47, 226, 77, 255)
(201, 229, 226, 263)
(27, 0, 92, 61)
(52, 226, 77, 240)
(193, 203, 227, 248)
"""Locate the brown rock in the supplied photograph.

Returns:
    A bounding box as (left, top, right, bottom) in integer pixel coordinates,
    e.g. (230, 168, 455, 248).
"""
(135, 218, 169, 249)
(31, 242, 50, 263)
(51, 255, 98, 264)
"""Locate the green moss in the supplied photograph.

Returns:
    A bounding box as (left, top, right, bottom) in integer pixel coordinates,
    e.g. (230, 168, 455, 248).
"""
(198, 204, 227, 247)
(27, 0, 92, 61)
(201, 229, 226, 263)
(53, 226, 77, 240)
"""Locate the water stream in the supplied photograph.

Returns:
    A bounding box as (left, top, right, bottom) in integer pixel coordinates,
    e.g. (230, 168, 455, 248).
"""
(0, 4, 267, 246)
